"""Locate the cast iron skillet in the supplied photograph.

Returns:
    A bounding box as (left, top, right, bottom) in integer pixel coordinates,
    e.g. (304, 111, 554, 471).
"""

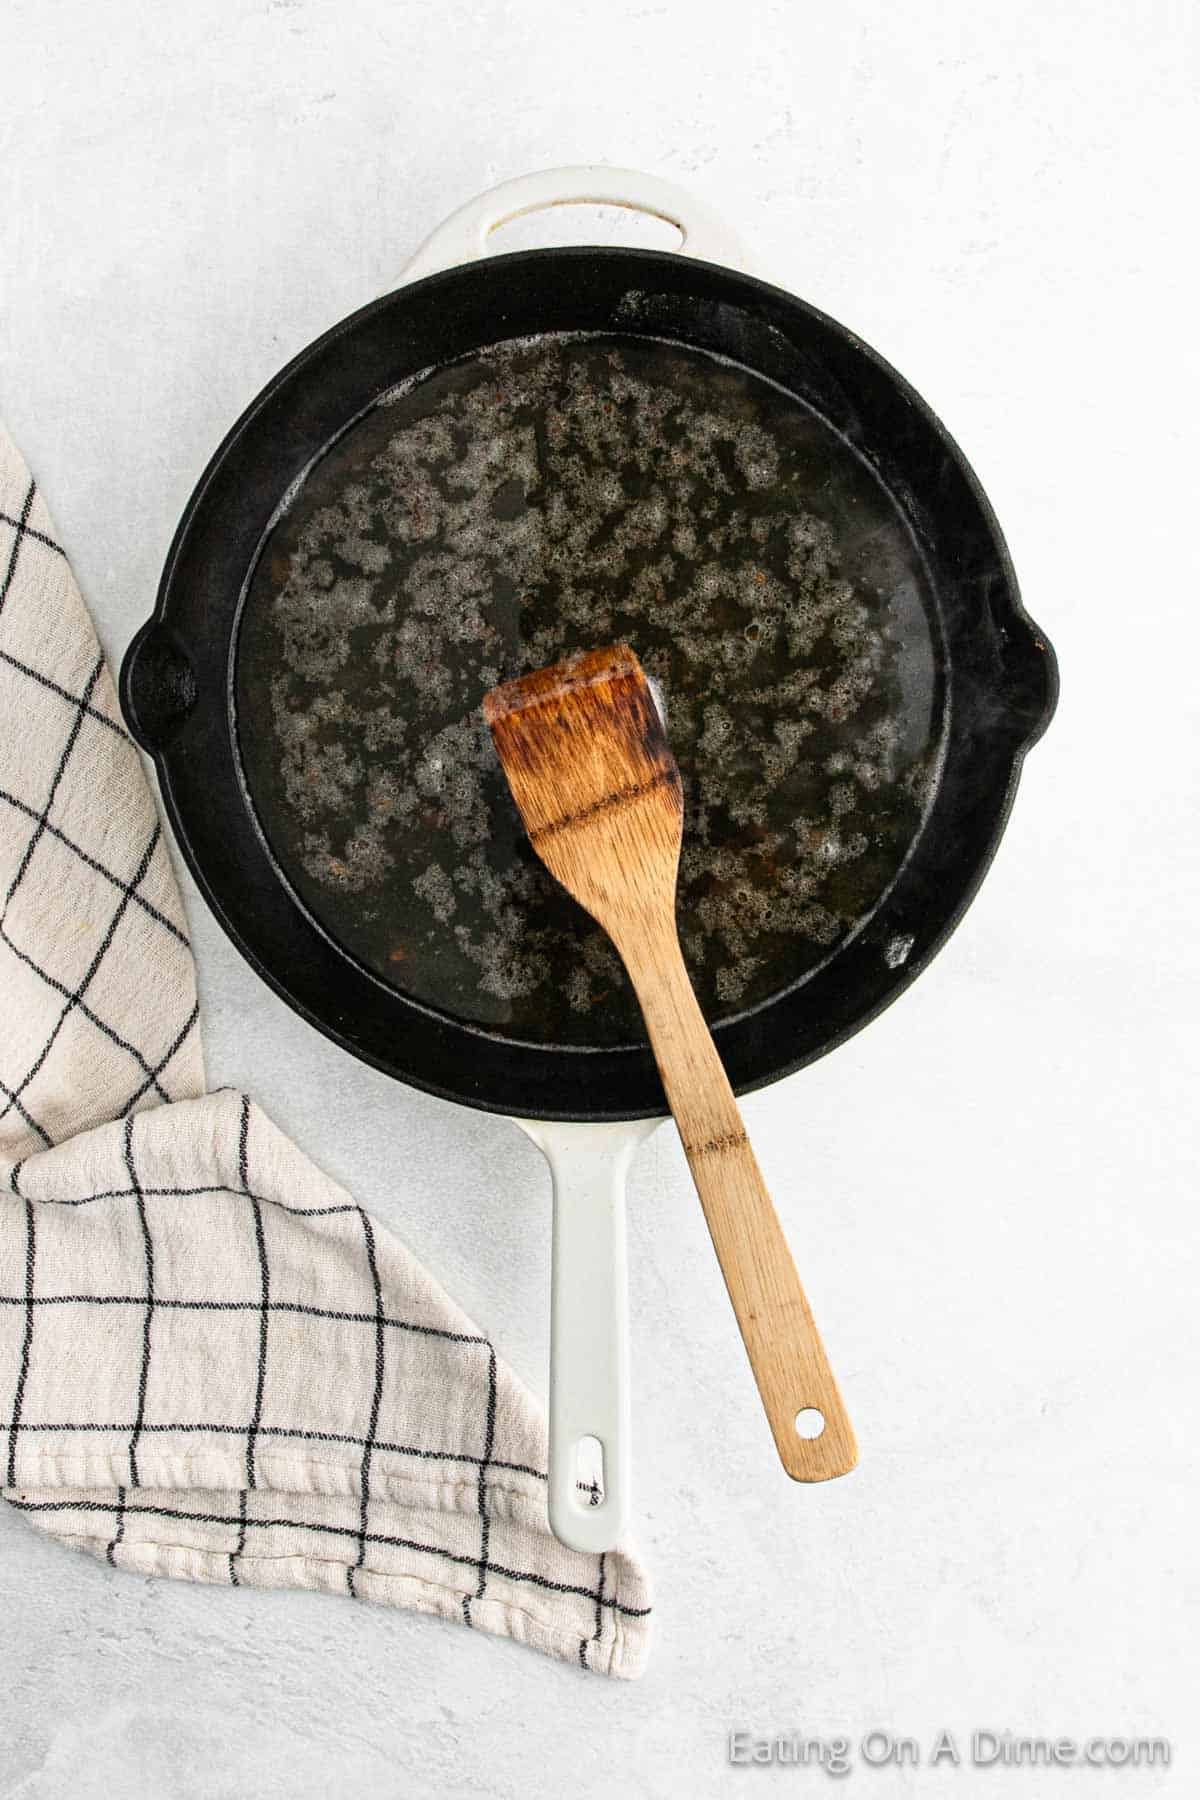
(121, 179, 1056, 1125)
(120, 169, 1058, 1553)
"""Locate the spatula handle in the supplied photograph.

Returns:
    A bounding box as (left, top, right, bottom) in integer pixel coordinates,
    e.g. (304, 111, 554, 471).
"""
(624, 928, 857, 1482)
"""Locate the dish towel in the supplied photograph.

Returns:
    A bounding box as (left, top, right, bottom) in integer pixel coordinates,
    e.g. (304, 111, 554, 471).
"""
(0, 423, 651, 1678)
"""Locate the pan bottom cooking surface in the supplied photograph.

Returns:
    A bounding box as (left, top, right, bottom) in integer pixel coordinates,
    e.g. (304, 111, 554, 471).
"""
(235, 331, 943, 1049)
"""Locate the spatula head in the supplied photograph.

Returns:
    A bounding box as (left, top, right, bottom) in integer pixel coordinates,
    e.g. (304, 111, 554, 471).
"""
(483, 645, 684, 941)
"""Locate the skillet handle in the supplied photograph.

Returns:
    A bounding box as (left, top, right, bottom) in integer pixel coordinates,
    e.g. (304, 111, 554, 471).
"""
(515, 1115, 660, 1554)
(1003, 610, 1060, 751)
(400, 165, 754, 284)
(119, 619, 198, 753)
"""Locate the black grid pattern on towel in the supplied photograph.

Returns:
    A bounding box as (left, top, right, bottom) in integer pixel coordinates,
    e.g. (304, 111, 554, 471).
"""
(1, 1099, 650, 1632)
(0, 489, 199, 1152)
(0, 466, 649, 1667)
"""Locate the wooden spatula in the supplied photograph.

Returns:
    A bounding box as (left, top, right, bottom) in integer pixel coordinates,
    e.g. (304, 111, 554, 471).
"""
(484, 644, 856, 1482)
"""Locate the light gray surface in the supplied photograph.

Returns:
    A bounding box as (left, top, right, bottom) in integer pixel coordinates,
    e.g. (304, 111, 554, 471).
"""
(1, 2, 1197, 1795)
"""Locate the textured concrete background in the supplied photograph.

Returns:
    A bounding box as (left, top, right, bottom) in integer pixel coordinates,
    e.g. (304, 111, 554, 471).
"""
(1, 1, 1197, 1795)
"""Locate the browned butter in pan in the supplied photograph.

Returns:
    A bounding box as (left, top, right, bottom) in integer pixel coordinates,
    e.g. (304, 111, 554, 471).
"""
(236, 333, 941, 1048)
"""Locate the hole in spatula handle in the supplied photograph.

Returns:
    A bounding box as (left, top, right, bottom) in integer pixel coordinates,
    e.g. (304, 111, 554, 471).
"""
(795, 1408, 826, 1440)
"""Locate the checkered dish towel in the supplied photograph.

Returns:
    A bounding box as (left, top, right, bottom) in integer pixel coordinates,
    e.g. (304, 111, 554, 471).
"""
(0, 424, 651, 1677)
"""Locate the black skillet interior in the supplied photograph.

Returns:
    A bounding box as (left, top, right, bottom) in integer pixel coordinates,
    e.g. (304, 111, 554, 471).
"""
(121, 247, 1057, 1120)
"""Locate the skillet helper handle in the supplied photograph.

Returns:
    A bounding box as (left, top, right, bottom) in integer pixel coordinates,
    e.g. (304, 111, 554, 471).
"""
(400, 164, 753, 284)
(621, 927, 857, 1483)
(516, 1119, 656, 1553)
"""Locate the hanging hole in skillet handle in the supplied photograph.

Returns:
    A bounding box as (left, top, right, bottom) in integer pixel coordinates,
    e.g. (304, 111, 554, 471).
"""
(399, 165, 756, 285)
(575, 1434, 605, 1506)
(492, 204, 687, 256)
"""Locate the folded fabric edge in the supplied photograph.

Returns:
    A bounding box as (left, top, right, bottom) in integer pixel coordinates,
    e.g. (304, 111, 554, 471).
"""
(2, 1448, 653, 1679)
(1, 1442, 654, 1601)
(4, 1502, 651, 1679)
(3, 1444, 558, 1519)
